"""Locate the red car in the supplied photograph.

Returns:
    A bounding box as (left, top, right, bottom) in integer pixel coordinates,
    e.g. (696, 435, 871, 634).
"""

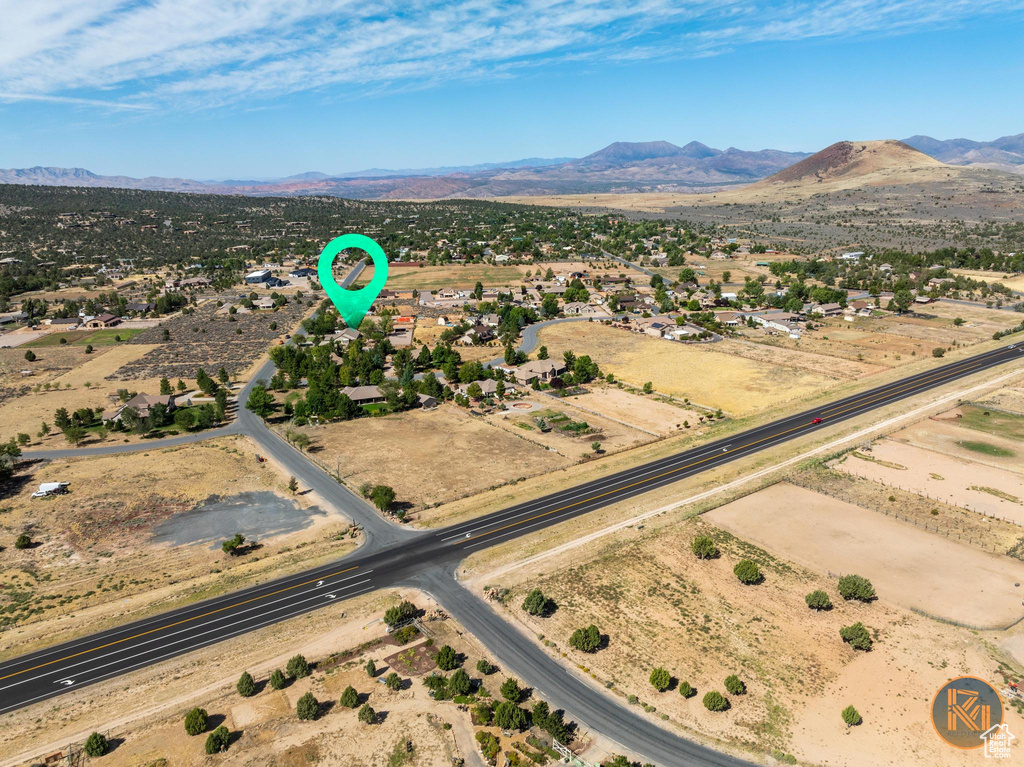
(811, 417, 823, 424)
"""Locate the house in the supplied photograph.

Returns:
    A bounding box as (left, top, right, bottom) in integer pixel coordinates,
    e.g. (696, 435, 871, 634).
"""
(47, 317, 80, 329)
(480, 313, 501, 327)
(252, 297, 275, 310)
(648, 255, 669, 267)
(289, 267, 316, 278)
(458, 378, 499, 398)
(458, 325, 494, 345)
(840, 251, 864, 261)
(84, 313, 120, 329)
(331, 327, 362, 346)
(266, 276, 288, 288)
(341, 385, 385, 405)
(512, 359, 566, 385)
(127, 302, 155, 314)
(436, 316, 451, 326)
(244, 269, 272, 284)
(102, 393, 176, 423)
(811, 303, 843, 317)
(387, 327, 414, 348)
(562, 302, 600, 316)
(417, 393, 439, 410)
(0, 310, 27, 325)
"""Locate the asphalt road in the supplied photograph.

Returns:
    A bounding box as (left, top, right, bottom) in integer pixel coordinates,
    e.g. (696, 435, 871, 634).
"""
(4, 341, 1023, 765)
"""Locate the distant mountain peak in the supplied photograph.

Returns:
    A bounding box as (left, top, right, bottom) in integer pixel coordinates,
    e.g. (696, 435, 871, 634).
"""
(577, 140, 683, 165)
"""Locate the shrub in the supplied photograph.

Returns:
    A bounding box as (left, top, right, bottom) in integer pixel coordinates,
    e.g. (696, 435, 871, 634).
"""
(500, 677, 522, 702)
(384, 600, 417, 627)
(340, 685, 360, 708)
(703, 691, 729, 712)
(840, 622, 873, 651)
(24, 350, 35, 362)
(269, 669, 285, 689)
(733, 559, 762, 585)
(837, 575, 876, 602)
(842, 705, 862, 727)
(476, 731, 501, 764)
(805, 590, 832, 611)
(649, 667, 671, 692)
(184, 707, 208, 735)
(14, 533, 32, 550)
(205, 725, 230, 754)
(932, 347, 946, 358)
(435, 644, 458, 671)
(476, 659, 495, 675)
(449, 668, 472, 696)
(569, 624, 601, 653)
(297, 692, 319, 720)
(365, 658, 377, 677)
(724, 675, 745, 695)
(358, 703, 377, 724)
(678, 681, 694, 698)
(286, 654, 311, 678)
(237, 671, 256, 697)
(690, 535, 718, 560)
(385, 672, 402, 690)
(83, 732, 107, 757)
(522, 588, 555, 616)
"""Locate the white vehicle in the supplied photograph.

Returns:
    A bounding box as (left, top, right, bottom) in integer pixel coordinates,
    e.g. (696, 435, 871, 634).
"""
(31, 481, 70, 498)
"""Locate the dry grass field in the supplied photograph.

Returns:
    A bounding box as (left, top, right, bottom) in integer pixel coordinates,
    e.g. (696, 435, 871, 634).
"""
(708, 483, 1024, 626)
(289, 405, 570, 510)
(360, 263, 530, 289)
(535, 322, 840, 415)
(558, 385, 705, 437)
(950, 268, 1024, 292)
(0, 436, 356, 660)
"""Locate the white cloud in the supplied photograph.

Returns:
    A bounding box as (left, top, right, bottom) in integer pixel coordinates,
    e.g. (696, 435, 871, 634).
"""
(0, 0, 1020, 111)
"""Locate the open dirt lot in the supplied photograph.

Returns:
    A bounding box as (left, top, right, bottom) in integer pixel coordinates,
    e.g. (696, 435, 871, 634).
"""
(558, 384, 705, 437)
(834, 440, 1024, 522)
(708, 483, 1024, 626)
(888, 413, 1023, 472)
(0, 435, 356, 659)
(289, 405, 570, 511)
(361, 263, 530, 289)
(976, 384, 1024, 416)
(479, 504, 1024, 767)
(535, 322, 841, 415)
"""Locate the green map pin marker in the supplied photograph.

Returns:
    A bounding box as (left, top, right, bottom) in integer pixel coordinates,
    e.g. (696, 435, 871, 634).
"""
(317, 233, 389, 329)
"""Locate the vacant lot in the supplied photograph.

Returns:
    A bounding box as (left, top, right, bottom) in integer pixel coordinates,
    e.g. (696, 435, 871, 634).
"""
(0, 436, 355, 658)
(835, 440, 1023, 522)
(361, 263, 530, 289)
(977, 385, 1024, 416)
(708, 482, 1024, 626)
(535, 322, 840, 415)
(950, 268, 1024, 292)
(559, 384, 705, 436)
(290, 405, 569, 510)
(888, 415, 1022, 472)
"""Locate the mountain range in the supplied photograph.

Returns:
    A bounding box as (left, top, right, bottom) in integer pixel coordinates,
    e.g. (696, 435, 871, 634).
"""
(1, 133, 1021, 200)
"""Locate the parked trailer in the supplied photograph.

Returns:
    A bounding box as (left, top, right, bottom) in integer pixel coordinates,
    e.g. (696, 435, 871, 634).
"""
(32, 482, 70, 498)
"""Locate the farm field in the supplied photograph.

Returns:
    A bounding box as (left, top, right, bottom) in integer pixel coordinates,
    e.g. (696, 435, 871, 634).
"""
(708, 482, 1024, 626)
(535, 322, 841, 415)
(834, 440, 1024, 521)
(287, 405, 571, 511)
(0, 436, 356, 660)
(484, 502, 1021, 766)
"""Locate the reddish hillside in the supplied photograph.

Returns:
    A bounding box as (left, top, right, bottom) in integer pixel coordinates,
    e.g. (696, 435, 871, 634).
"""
(764, 140, 942, 185)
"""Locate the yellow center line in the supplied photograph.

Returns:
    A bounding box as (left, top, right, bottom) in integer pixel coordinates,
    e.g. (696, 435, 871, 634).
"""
(0, 566, 359, 683)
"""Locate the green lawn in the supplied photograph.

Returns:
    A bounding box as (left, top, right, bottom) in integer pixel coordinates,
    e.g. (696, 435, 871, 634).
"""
(958, 439, 1016, 458)
(958, 405, 1024, 442)
(25, 328, 146, 348)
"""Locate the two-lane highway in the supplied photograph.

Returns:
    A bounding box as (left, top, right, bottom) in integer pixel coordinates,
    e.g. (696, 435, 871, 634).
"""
(2, 341, 1021, 719)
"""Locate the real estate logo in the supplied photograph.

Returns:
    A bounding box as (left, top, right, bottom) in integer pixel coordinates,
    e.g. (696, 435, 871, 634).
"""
(317, 233, 389, 330)
(931, 676, 1007, 753)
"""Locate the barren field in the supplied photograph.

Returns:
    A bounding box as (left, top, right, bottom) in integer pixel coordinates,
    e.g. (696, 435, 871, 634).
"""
(558, 384, 705, 437)
(361, 263, 530, 289)
(976, 384, 1024, 416)
(835, 440, 1024, 522)
(888, 414, 1022, 472)
(0, 436, 356, 657)
(708, 483, 1024, 626)
(535, 322, 841, 415)
(482, 506, 1022, 766)
(288, 405, 570, 511)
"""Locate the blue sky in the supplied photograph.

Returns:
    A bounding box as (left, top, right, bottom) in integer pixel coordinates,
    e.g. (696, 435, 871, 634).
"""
(1, 0, 1023, 178)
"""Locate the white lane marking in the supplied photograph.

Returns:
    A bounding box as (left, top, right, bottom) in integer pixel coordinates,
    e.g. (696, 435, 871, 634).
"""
(0, 573, 371, 694)
(56, 679, 74, 686)
(0, 586, 375, 716)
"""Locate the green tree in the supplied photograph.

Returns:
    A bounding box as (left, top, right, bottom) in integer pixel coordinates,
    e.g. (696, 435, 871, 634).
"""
(358, 703, 377, 724)
(493, 701, 528, 730)
(690, 535, 718, 560)
(805, 590, 833, 611)
(384, 600, 416, 626)
(83, 732, 108, 757)
(269, 669, 285, 690)
(84, 344, 94, 354)
(288, 476, 298, 494)
(724, 675, 745, 695)
(702, 691, 729, 712)
(476, 659, 495, 675)
(449, 668, 472, 696)
(15, 533, 32, 549)
(569, 624, 601, 653)
(24, 350, 36, 362)
(370, 484, 396, 512)
(245, 384, 274, 419)
(642, 381, 653, 394)
(196, 368, 218, 396)
(932, 347, 946, 358)
(385, 672, 402, 691)
(205, 725, 230, 754)
(837, 575, 876, 602)
(184, 706, 208, 735)
(237, 671, 256, 697)
(435, 645, 458, 671)
(649, 667, 671, 692)
(221, 533, 245, 555)
(16, 433, 30, 447)
(521, 588, 554, 617)
(538, 345, 549, 360)
(365, 658, 377, 677)
(840, 622, 873, 651)
(733, 559, 762, 585)
(842, 704, 862, 727)
(160, 377, 172, 395)
(54, 407, 71, 430)
(678, 681, 694, 698)
(218, 367, 230, 385)
(297, 691, 320, 720)
(340, 685, 360, 708)
(287, 654, 311, 678)
(500, 677, 522, 702)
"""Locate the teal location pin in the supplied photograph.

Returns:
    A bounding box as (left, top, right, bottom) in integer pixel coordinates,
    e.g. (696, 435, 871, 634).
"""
(317, 233, 389, 329)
